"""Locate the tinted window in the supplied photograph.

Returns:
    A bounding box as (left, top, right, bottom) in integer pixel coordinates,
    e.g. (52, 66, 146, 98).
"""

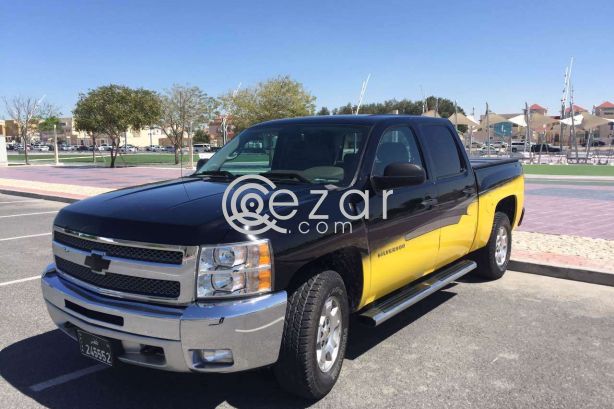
(198, 125, 369, 186)
(372, 126, 424, 177)
(421, 125, 464, 178)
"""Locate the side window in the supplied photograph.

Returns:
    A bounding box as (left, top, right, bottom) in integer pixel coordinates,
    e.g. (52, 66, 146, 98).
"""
(421, 125, 464, 178)
(372, 126, 424, 177)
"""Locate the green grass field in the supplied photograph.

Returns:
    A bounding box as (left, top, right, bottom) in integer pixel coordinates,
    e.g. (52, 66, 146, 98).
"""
(11, 154, 614, 176)
(8, 153, 200, 166)
(522, 164, 614, 176)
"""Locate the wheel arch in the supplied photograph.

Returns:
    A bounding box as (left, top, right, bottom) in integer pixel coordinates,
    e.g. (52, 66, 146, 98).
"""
(495, 195, 517, 226)
(286, 247, 364, 312)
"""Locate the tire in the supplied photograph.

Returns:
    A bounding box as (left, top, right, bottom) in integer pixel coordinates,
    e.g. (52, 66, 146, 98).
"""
(274, 270, 349, 400)
(472, 212, 512, 280)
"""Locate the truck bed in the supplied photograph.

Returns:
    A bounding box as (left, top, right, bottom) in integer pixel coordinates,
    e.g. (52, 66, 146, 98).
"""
(470, 158, 522, 193)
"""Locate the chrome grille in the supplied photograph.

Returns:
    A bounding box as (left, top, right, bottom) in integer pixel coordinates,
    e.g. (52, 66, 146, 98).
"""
(55, 256, 181, 299)
(54, 230, 183, 265)
(52, 226, 198, 304)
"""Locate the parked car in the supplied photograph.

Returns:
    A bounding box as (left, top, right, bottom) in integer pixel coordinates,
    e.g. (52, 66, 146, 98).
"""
(510, 140, 528, 153)
(42, 115, 525, 399)
(120, 145, 138, 153)
(32, 144, 50, 152)
(60, 145, 74, 151)
(146, 145, 163, 152)
(530, 143, 560, 153)
(193, 143, 211, 153)
(76, 145, 89, 151)
(581, 140, 606, 147)
(98, 144, 112, 151)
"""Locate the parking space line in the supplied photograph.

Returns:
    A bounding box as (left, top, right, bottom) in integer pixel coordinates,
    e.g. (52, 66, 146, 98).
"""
(29, 364, 108, 392)
(0, 233, 52, 242)
(0, 276, 41, 286)
(0, 211, 58, 218)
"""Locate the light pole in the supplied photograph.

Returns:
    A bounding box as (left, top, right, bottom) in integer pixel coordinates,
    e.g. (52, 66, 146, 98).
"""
(149, 127, 152, 148)
(188, 121, 194, 170)
(53, 124, 59, 166)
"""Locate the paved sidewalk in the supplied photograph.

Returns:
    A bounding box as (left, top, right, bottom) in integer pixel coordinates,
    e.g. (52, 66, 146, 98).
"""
(0, 165, 185, 200)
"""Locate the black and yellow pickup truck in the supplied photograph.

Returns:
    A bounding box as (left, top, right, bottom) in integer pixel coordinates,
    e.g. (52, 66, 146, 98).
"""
(42, 115, 524, 399)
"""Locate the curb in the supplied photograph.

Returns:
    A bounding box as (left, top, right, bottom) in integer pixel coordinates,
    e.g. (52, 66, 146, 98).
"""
(0, 189, 79, 204)
(509, 259, 614, 287)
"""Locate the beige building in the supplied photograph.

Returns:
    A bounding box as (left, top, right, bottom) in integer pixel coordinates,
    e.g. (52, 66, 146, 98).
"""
(595, 101, 614, 141)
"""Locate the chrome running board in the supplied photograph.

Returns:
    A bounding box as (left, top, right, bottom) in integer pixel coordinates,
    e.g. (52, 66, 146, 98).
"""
(359, 260, 477, 326)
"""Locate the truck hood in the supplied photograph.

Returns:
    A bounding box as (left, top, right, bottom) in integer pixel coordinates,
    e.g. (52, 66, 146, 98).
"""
(53, 177, 319, 246)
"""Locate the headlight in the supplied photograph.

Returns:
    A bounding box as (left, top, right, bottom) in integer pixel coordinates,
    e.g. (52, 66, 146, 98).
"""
(197, 240, 273, 298)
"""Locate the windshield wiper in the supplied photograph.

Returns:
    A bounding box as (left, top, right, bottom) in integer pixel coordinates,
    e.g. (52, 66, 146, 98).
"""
(192, 170, 236, 179)
(259, 172, 311, 183)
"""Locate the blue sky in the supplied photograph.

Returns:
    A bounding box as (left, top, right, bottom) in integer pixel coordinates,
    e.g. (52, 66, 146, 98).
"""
(2, 0, 613, 117)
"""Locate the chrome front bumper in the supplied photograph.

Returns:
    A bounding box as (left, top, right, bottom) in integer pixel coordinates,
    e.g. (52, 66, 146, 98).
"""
(41, 264, 287, 373)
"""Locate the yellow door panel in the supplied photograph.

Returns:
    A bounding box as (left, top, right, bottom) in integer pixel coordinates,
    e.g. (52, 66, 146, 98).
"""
(365, 229, 439, 304)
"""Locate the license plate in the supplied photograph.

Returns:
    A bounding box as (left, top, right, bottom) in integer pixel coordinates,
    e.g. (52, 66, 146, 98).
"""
(77, 330, 114, 366)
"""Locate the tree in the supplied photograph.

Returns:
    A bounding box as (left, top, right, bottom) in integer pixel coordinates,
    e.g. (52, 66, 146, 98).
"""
(158, 84, 217, 164)
(220, 75, 316, 131)
(193, 129, 210, 144)
(3, 96, 58, 164)
(37, 116, 63, 133)
(331, 97, 463, 118)
(73, 84, 161, 168)
(317, 106, 330, 116)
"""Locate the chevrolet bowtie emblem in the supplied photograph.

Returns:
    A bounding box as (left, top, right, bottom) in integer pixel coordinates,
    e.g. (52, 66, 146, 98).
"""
(84, 251, 110, 274)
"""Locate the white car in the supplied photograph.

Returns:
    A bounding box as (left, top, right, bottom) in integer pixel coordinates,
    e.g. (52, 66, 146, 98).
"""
(193, 143, 211, 153)
(33, 144, 50, 152)
(120, 145, 138, 153)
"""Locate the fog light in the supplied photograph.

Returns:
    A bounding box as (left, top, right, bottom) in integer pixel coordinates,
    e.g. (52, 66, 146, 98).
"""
(192, 349, 234, 367)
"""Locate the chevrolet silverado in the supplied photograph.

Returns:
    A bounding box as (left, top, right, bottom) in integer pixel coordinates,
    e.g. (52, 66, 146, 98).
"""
(42, 115, 524, 399)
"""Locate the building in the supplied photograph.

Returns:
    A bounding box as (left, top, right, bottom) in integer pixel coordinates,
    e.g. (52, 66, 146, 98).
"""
(529, 104, 547, 115)
(595, 101, 614, 141)
(208, 116, 235, 147)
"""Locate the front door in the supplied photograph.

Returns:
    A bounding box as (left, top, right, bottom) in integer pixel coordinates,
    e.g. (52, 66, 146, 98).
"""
(365, 126, 440, 302)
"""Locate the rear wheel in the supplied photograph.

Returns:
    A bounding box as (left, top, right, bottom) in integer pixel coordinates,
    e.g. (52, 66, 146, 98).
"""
(473, 212, 511, 280)
(274, 270, 349, 400)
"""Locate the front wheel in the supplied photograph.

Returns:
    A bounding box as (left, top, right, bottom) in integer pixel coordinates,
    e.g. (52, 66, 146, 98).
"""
(472, 212, 512, 280)
(274, 270, 349, 400)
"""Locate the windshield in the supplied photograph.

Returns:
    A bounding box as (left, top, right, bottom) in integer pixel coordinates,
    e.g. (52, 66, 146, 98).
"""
(195, 124, 370, 186)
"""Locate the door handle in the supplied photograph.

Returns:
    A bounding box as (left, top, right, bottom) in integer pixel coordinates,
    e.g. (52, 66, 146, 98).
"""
(421, 198, 438, 208)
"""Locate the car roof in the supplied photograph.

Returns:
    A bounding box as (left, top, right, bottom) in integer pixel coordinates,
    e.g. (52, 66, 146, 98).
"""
(251, 114, 452, 128)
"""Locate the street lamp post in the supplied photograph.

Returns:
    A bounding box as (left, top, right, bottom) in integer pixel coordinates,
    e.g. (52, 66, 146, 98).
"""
(53, 124, 59, 166)
(188, 121, 194, 170)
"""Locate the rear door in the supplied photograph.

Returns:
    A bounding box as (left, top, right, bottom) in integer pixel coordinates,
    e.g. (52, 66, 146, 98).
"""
(419, 124, 478, 268)
(365, 125, 439, 301)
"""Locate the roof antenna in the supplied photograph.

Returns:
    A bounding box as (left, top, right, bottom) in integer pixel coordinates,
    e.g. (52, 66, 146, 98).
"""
(354, 74, 370, 115)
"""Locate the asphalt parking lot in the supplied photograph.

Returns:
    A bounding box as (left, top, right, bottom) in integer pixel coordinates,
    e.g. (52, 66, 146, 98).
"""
(1, 192, 613, 409)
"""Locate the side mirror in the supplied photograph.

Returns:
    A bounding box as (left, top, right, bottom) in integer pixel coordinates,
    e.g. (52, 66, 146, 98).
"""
(372, 163, 426, 190)
(196, 158, 208, 169)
